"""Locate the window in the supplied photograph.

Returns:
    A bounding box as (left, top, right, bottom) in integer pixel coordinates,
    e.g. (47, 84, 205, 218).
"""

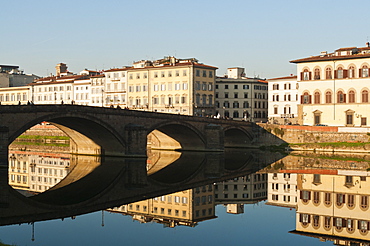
(348, 66, 355, 78)
(301, 92, 311, 104)
(202, 70, 207, 77)
(196, 70, 200, 77)
(299, 213, 310, 225)
(313, 215, 320, 227)
(361, 196, 369, 209)
(336, 67, 344, 79)
(361, 65, 369, 77)
(325, 91, 332, 103)
(337, 91, 345, 103)
(314, 68, 320, 80)
(348, 90, 355, 103)
(346, 110, 354, 126)
(233, 111, 239, 118)
(336, 193, 345, 206)
(314, 92, 320, 104)
(302, 69, 310, 81)
(313, 191, 320, 205)
(347, 194, 355, 208)
(362, 90, 369, 103)
(324, 193, 331, 205)
(326, 67, 332, 79)
(301, 190, 311, 201)
(209, 71, 213, 78)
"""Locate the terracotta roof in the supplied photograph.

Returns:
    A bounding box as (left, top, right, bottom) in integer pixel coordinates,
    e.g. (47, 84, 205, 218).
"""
(335, 46, 357, 51)
(91, 74, 105, 78)
(290, 53, 370, 63)
(104, 62, 217, 72)
(267, 75, 297, 81)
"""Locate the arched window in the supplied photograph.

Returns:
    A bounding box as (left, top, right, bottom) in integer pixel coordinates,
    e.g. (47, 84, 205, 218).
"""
(301, 92, 311, 104)
(361, 65, 369, 78)
(349, 66, 355, 78)
(362, 90, 369, 103)
(337, 91, 346, 103)
(325, 91, 332, 104)
(302, 69, 310, 81)
(314, 91, 320, 104)
(314, 68, 320, 80)
(336, 67, 344, 79)
(348, 90, 355, 103)
(326, 68, 332, 79)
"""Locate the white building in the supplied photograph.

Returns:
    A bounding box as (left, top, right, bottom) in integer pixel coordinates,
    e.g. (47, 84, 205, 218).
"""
(267, 172, 298, 208)
(267, 75, 299, 124)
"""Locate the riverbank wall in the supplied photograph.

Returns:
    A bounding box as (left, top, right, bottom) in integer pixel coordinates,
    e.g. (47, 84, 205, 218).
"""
(256, 123, 370, 153)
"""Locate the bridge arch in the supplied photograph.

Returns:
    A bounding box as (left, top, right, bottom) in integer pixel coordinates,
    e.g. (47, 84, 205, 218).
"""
(10, 113, 126, 156)
(147, 121, 206, 151)
(224, 127, 253, 148)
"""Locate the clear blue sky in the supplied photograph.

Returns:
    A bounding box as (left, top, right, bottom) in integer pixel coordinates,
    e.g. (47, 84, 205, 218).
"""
(2, 0, 370, 79)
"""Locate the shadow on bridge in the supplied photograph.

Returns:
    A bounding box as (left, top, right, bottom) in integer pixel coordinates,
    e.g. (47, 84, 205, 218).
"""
(0, 149, 286, 226)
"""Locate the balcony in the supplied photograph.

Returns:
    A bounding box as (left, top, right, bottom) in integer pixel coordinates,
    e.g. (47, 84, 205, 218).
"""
(280, 114, 295, 118)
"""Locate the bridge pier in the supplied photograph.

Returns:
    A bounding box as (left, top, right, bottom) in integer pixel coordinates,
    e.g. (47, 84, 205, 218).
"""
(0, 127, 9, 207)
(124, 159, 148, 188)
(204, 152, 224, 178)
(124, 124, 147, 157)
(205, 124, 224, 151)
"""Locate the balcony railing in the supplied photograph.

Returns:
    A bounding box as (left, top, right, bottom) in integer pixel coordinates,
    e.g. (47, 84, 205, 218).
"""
(280, 114, 295, 118)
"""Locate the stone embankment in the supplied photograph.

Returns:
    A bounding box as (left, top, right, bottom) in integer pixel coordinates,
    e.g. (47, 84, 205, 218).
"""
(10, 124, 70, 153)
(257, 123, 370, 153)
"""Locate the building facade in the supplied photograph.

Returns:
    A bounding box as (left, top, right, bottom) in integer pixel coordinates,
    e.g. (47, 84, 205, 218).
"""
(215, 67, 268, 122)
(267, 75, 299, 124)
(291, 44, 370, 126)
(104, 57, 217, 116)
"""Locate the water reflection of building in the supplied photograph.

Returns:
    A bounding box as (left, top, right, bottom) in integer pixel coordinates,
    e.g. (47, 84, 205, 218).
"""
(291, 170, 370, 244)
(9, 150, 70, 194)
(266, 172, 298, 208)
(108, 185, 216, 227)
(214, 173, 267, 214)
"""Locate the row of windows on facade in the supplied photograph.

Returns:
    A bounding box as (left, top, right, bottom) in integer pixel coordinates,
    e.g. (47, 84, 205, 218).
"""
(272, 94, 298, 102)
(299, 213, 370, 233)
(273, 106, 292, 115)
(215, 191, 267, 199)
(271, 194, 297, 203)
(127, 83, 190, 92)
(215, 84, 267, 90)
(271, 83, 295, 90)
(215, 183, 266, 191)
(9, 174, 27, 184)
(219, 110, 267, 119)
(300, 190, 369, 209)
(37, 86, 73, 92)
(110, 69, 214, 80)
(301, 89, 370, 104)
(222, 174, 266, 183)
(128, 204, 189, 217)
(130, 95, 190, 106)
(216, 92, 266, 99)
(31, 167, 67, 177)
(30, 176, 61, 185)
(152, 195, 213, 205)
(301, 65, 370, 81)
(271, 183, 296, 192)
(216, 101, 267, 109)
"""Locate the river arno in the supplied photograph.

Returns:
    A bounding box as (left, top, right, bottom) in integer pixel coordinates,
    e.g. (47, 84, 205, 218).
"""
(2, 142, 370, 245)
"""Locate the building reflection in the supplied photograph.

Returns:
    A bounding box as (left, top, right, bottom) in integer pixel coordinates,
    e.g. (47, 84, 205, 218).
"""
(214, 173, 267, 214)
(108, 184, 216, 228)
(8, 150, 71, 195)
(266, 153, 370, 244)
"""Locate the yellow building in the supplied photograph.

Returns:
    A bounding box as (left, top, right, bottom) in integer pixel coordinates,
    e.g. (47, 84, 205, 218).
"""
(291, 43, 370, 126)
(295, 170, 370, 242)
(108, 185, 216, 227)
(105, 56, 217, 116)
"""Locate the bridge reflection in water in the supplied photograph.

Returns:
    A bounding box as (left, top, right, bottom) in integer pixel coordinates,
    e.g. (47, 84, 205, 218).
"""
(3, 148, 284, 226)
(5, 148, 370, 245)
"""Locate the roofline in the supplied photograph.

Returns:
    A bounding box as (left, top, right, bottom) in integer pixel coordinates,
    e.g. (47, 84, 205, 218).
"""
(290, 53, 370, 64)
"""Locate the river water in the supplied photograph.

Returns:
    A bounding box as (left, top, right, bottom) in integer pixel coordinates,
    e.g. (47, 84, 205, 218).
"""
(1, 136, 369, 245)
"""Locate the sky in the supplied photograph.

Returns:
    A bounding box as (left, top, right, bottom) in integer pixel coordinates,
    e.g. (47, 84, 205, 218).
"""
(2, 0, 370, 79)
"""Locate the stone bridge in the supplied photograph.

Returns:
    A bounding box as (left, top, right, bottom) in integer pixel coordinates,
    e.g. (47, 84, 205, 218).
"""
(0, 105, 268, 164)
